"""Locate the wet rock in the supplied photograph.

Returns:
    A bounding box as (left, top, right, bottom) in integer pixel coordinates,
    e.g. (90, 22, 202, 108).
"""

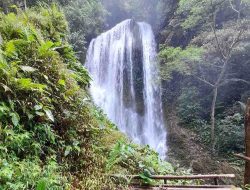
(132, 22, 145, 115)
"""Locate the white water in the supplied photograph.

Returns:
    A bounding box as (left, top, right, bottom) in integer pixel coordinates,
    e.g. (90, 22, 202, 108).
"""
(85, 19, 167, 157)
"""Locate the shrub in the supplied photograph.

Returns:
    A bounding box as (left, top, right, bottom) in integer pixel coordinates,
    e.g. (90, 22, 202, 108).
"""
(177, 87, 202, 125)
(216, 113, 244, 154)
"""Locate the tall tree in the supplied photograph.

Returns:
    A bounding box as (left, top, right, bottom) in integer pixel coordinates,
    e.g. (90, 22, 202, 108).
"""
(64, 0, 106, 63)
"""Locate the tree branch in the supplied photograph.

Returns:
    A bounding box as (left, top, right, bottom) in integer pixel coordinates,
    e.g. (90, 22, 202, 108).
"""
(193, 75, 215, 87)
(234, 154, 250, 162)
(228, 28, 244, 54)
(229, 0, 241, 19)
(219, 78, 250, 86)
(210, 18, 227, 60)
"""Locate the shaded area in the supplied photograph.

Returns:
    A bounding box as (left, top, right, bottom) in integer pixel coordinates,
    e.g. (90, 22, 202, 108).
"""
(166, 108, 243, 186)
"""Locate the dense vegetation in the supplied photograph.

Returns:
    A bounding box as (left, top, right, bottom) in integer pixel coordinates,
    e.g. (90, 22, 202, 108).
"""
(100, 0, 250, 158)
(159, 0, 250, 155)
(0, 1, 187, 189)
(0, 4, 108, 189)
(1, 0, 250, 189)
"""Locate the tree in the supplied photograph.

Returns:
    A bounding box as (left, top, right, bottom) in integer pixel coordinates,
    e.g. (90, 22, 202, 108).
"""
(64, 0, 106, 63)
(0, 0, 31, 11)
(160, 0, 250, 151)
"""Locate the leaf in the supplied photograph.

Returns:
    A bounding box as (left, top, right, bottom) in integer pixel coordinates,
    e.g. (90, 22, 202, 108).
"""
(20, 65, 37, 72)
(143, 169, 152, 177)
(38, 41, 54, 57)
(9, 5, 18, 9)
(0, 83, 12, 92)
(58, 79, 65, 86)
(64, 146, 72, 157)
(43, 75, 48, 80)
(35, 111, 45, 116)
(34, 105, 43, 111)
(36, 179, 47, 190)
(5, 40, 17, 58)
(10, 112, 20, 126)
(44, 109, 54, 122)
(0, 103, 10, 115)
(139, 172, 154, 185)
(15, 78, 46, 92)
(0, 146, 8, 153)
(27, 113, 34, 120)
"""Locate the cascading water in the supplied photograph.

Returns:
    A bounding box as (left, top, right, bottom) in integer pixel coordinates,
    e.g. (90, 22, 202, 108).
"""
(85, 19, 167, 157)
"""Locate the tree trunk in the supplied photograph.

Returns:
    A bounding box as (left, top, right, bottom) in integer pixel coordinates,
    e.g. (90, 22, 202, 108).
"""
(211, 87, 218, 152)
(244, 98, 250, 185)
(24, 0, 27, 10)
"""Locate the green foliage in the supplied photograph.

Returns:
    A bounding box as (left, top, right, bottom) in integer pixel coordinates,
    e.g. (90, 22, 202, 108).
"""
(176, 87, 245, 154)
(159, 45, 203, 80)
(0, 5, 188, 189)
(177, 0, 250, 29)
(178, 107, 245, 154)
(0, 4, 111, 190)
(177, 87, 202, 124)
(192, 112, 245, 154)
(64, 0, 106, 62)
(0, 157, 69, 190)
(216, 113, 244, 153)
(106, 140, 192, 186)
(159, 0, 250, 158)
(106, 141, 174, 175)
(177, 0, 214, 29)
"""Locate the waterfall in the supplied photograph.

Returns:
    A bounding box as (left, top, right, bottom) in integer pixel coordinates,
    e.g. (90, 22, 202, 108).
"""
(85, 19, 167, 157)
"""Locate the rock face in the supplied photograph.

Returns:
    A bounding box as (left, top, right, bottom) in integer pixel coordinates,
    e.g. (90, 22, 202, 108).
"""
(85, 19, 167, 157)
